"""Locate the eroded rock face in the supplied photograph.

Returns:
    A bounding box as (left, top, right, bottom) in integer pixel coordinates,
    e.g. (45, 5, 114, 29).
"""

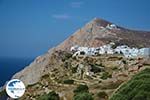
(12, 53, 51, 85)
(12, 48, 58, 85)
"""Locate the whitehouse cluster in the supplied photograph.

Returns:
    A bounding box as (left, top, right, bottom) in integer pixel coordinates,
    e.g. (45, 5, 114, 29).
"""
(70, 42, 150, 58)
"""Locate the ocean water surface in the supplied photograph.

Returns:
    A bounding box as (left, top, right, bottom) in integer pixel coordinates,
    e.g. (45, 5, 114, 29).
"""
(0, 57, 33, 100)
(0, 57, 33, 87)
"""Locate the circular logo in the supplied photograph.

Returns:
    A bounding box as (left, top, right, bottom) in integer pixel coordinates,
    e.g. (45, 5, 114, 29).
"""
(6, 79, 25, 99)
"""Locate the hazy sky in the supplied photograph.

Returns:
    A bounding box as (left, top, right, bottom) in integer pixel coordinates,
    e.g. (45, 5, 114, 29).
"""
(0, 0, 150, 58)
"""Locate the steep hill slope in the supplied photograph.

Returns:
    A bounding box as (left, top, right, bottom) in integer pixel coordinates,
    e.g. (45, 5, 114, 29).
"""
(12, 18, 150, 87)
(56, 18, 150, 51)
(110, 68, 150, 100)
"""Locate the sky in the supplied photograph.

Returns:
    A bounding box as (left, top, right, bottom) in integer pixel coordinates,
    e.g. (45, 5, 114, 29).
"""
(0, 0, 150, 58)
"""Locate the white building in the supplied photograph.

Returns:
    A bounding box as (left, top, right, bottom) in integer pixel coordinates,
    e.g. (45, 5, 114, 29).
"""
(70, 43, 150, 58)
(106, 24, 118, 30)
(139, 48, 150, 58)
(70, 45, 79, 52)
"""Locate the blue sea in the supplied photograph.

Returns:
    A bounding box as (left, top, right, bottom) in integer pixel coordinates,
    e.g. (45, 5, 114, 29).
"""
(0, 57, 33, 87)
(0, 57, 33, 100)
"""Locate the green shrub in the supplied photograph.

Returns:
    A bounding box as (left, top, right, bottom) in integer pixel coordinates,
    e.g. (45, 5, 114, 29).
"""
(63, 79, 74, 84)
(110, 68, 150, 100)
(90, 64, 102, 73)
(101, 72, 112, 80)
(73, 92, 93, 100)
(71, 66, 78, 73)
(73, 84, 89, 94)
(97, 91, 108, 99)
(73, 84, 94, 100)
(62, 52, 72, 61)
(38, 91, 59, 100)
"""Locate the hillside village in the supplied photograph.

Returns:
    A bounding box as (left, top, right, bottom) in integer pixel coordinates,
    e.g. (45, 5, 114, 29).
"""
(3, 18, 150, 100)
(15, 48, 150, 100)
(70, 42, 150, 58)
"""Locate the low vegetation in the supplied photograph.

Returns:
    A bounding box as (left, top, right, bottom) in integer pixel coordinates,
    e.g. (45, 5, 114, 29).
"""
(110, 68, 150, 100)
(90, 64, 102, 73)
(63, 79, 74, 84)
(73, 84, 89, 93)
(73, 92, 93, 100)
(38, 91, 60, 100)
(101, 71, 112, 80)
(61, 52, 72, 62)
(96, 91, 108, 99)
(73, 84, 94, 100)
(18, 50, 150, 100)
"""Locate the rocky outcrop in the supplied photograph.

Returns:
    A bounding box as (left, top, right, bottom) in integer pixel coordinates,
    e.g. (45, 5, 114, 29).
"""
(12, 53, 51, 85)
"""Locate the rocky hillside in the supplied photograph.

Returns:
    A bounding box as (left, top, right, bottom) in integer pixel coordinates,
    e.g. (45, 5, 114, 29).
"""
(13, 18, 150, 86)
(56, 18, 150, 51)
(16, 51, 150, 100)
(9, 18, 150, 100)
(10, 52, 150, 100)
